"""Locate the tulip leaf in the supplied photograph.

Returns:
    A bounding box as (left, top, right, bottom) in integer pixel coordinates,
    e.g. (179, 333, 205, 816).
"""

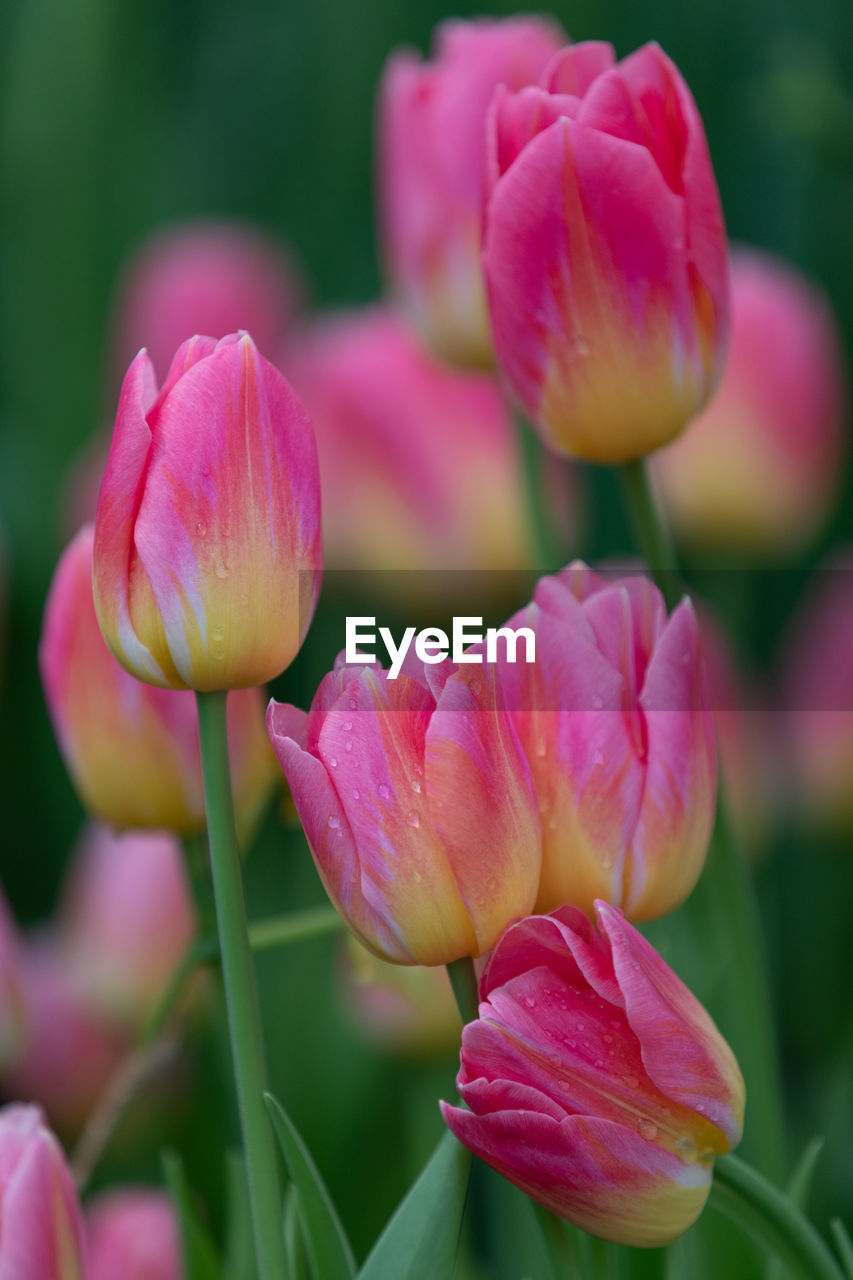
(224, 1151, 257, 1280)
(284, 1183, 311, 1280)
(163, 1152, 224, 1280)
(766, 1138, 825, 1280)
(830, 1219, 853, 1280)
(358, 1130, 472, 1280)
(264, 1091, 356, 1280)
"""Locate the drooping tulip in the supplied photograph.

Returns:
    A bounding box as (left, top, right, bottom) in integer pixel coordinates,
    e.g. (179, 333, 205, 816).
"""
(93, 332, 321, 691)
(442, 903, 745, 1247)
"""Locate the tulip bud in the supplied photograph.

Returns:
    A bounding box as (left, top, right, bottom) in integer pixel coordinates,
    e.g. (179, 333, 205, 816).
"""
(441, 903, 745, 1247)
(93, 332, 322, 691)
(40, 526, 276, 833)
(59, 825, 196, 1031)
(379, 17, 565, 367)
(0, 1103, 87, 1277)
(0, 887, 27, 1071)
(652, 248, 847, 553)
(341, 934, 460, 1057)
(497, 563, 716, 919)
(283, 306, 537, 576)
(111, 219, 303, 381)
(782, 556, 853, 832)
(484, 42, 729, 461)
(3, 937, 126, 1135)
(267, 655, 541, 965)
(87, 1188, 180, 1280)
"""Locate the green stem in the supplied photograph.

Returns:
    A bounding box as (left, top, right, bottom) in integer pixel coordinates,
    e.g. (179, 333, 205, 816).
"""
(617, 456, 785, 1179)
(520, 416, 560, 571)
(446, 957, 480, 1026)
(196, 690, 287, 1280)
(533, 1202, 582, 1279)
(710, 1155, 845, 1280)
(249, 904, 344, 951)
(619, 458, 679, 609)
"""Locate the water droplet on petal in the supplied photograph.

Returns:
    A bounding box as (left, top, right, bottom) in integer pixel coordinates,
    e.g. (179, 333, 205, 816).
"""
(329, 756, 338, 768)
(576, 1022, 585, 1031)
(623, 1074, 640, 1089)
(637, 1119, 658, 1141)
(411, 779, 422, 793)
(524, 997, 536, 1009)
(328, 815, 341, 831)
(348, 698, 358, 710)
(215, 562, 229, 579)
(195, 521, 207, 538)
(378, 784, 391, 800)
(695, 1103, 705, 1113)
(352, 788, 360, 800)
(345, 740, 353, 752)
(676, 1137, 698, 1161)
(344, 720, 353, 731)
(406, 810, 420, 828)
(595, 1059, 604, 1069)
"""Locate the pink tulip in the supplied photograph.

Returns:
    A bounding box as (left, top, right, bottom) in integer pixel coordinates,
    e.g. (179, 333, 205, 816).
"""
(41, 526, 276, 833)
(267, 655, 541, 965)
(111, 219, 303, 381)
(87, 1188, 180, 1280)
(0, 1104, 86, 1279)
(496, 563, 716, 919)
(653, 248, 847, 552)
(59, 825, 197, 1030)
(484, 41, 729, 461)
(782, 555, 853, 830)
(441, 903, 744, 1247)
(0, 888, 26, 1072)
(379, 16, 565, 367)
(93, 332, 322, 691)
(282, 306, 536, 574)
(3, 936, 127, 1135)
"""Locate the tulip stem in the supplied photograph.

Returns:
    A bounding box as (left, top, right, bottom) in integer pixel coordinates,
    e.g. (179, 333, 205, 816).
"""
(520, 416, 561, 570)
(196, 690, 287, 1280)
(619, 458, 680, 609)
(710, 1155, 846, 1280)
(533, 1202, 583, 1278)
(447, 957, 480, 1026)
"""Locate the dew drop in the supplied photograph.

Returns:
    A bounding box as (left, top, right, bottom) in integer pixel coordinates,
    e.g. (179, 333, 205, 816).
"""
(637, 1119, 658, 1141)
(413, 870, 422, 883)
(215, 562, 229, 579)
(695, 1103, 705, 1113)
(348, 698, 358, 710)
(406, 810, 420, 828)
(344, 720, 353, 731)
(524, 997, 536, 1009)
(676, 1137, 698, 1161)
(378, 784, 391, 800)
(328, 815, 341, 831)
(329, 756, 338, 768)
(535, 737, 547, 758)
(222, 521, 232, 538)
(345, 740, 353, 752)
(411, 779, 422, 793)
(576, 1022, 585, 1032)
(623, 1075, 640, 1089)
(352, 788, 360, 800)
(195, 521, 208, 538)
(594, 1059, 605, 1069)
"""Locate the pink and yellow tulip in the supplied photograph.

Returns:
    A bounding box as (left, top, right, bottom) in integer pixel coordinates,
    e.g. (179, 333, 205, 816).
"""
(0, 1104, 87, 1278)
(267, 655, 541, 965)
(87, 1189, 180, 1280)
(653, 248, 847, 553)
(379, 16, 564, 367)
(93, 332, 321, 691)
(497, 563, 716, 919)
(441, 903, 744, 1247)
(41, 526, 276, 833)
(483, 41, 729, 461)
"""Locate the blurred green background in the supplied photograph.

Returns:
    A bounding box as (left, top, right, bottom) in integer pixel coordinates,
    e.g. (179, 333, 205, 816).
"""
(1, 0, 852, 1274)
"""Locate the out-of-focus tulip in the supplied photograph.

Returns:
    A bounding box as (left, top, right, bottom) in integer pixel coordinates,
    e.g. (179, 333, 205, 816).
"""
(497, 563, 716, 919)
(59, 825, 196, 1031)
(782, 556, 853, 831)
(40, 526, 276, 833)
(112, 220, 303, 382)
(341, 934, 460, 1057)
(652, 249, 846, 553)
(87, 1188, 180, 1280)
(267, 655, 541, 965)
(283, 306, 536, 574)
(93, 332, 322, 691)
(484, 42, 729, 462)
(3, 937, 126, 1135)
(441, 902, 744, 1247)
(0, 1104, 87, 1278)
(379, 16, 564, 367)
(0, 887, 26, 1072)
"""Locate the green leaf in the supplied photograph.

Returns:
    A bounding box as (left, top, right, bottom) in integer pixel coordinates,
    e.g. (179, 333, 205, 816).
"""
(162, 1152, 224, 1280)
(264, 1091, 356, 1280)
(766, 1138, 825, 1280)
(830, 1219, 853, 1280)
(359, 1131, 471, 1280)
(284, 1183, 311, 1280)
(224, 1151, 257, 1280)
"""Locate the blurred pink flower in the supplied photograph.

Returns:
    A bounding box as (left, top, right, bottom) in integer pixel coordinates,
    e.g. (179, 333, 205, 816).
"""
(86, 1188, 180, 1280)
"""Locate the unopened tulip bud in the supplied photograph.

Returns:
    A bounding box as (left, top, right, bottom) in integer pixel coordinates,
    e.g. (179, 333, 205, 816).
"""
(59, 825, 196, 1030)
(442, 903, 744, 1247)
(0, 1103, 87, 1277)
(497, 563, 716, 919)
(87, 1188, 180, 1280)
(40, 525, 276, 833)
(379, 17, 565, 367)
(93, 332, 321, 691)
(268, 655, 541, 965)
(112, 219, 303, 381)
(484, 42, 729, 461)
(653, 249, 846, 553)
